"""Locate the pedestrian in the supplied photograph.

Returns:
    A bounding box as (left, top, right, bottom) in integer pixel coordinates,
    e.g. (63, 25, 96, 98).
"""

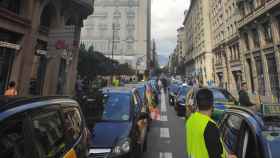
(239, 82, 257, 111)
(186, 88, 237, 158)
(4, 81, 18, 97)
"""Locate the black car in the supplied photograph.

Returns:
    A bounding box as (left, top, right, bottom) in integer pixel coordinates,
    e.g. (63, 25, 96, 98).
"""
(174, 85, 191, 116)
(87, 87, 149, 158)
(219, 105, 280, 158)
(0, 96, 90, 158)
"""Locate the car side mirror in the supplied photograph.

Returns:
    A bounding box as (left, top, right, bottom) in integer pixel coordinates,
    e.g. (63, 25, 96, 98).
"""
(139, 112, 149, 120)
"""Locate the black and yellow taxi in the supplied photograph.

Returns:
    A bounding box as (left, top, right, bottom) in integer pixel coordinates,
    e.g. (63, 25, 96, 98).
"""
(185, 87, 237, 121)
(85, 87, 149, 158)
(219, 104, 280, 158)
(0, 96, 90, 158)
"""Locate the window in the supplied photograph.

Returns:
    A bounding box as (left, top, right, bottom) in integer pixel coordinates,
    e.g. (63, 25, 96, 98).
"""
(252, 28, 260, 48)
(255, 56, 266, 95)
(263, 22, 273, 43)
(31, 109, 66, 158)
(0, 0, 21, 14)
(222, 114, 243, 153)
(241, 124, 262, 158)
(62, 108, 82, 144)
(244, 33, 250, 50)
(0, 115, 26, 158)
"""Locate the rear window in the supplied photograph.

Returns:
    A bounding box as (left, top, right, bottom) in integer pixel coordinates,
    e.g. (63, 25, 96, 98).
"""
(178, 86, 191, 97)
(210, 89, 235, 102)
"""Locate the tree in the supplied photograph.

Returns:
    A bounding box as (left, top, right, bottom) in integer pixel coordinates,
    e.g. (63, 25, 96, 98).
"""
(77, 44, 135, 80)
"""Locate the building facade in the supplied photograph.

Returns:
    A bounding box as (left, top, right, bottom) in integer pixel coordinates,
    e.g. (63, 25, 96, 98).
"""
(183, 0, 214, 85)
(237, 0, 280, 102)
(81, 0, 151, 72)
(210, 0, 242, 95)
(0, 0, 93, 95)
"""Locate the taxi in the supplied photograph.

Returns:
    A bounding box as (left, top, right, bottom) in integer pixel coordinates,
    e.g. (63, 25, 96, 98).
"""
(185, 87, 237, 121)
(219, 105, 280, 158)
(0, 96, 90, 158)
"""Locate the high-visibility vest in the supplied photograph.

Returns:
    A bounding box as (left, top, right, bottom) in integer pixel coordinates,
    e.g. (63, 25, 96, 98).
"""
(186, 112, 227, 158)
(4, 88, 18, 96)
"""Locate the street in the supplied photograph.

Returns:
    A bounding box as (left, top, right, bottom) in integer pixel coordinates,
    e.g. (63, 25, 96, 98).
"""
(143, 90, 186, 158)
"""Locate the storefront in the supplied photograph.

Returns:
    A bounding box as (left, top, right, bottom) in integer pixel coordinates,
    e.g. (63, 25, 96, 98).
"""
(0, 30, 21, 94)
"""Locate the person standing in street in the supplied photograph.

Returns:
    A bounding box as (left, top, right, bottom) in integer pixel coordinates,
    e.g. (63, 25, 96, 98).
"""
(239, 82, 257, 111)
(4, 81, 18, 96)
(186, 88, 237, 158)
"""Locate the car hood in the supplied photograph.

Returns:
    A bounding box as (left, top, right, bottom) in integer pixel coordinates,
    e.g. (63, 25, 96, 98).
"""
(91, 121, 132, 148)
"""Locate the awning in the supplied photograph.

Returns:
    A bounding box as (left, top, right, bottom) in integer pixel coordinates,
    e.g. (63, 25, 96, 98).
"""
(0, 41, 20, 50)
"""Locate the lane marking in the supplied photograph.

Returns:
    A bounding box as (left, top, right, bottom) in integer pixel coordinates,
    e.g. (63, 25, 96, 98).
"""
(160, 115, 168, 122)
(160, 128, 170, 138)
(161, 91, 167, 112)
(159, 152, 173, 158)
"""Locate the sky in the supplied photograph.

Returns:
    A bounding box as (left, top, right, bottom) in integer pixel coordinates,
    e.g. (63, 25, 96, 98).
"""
(151, 0, 190, 58)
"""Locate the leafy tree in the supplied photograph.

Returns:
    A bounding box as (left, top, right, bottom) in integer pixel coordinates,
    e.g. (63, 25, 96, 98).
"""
(77, 44, 135, 80)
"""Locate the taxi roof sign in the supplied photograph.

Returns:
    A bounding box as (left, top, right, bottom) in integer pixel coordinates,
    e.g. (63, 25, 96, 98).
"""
(261, 104, 280, 117)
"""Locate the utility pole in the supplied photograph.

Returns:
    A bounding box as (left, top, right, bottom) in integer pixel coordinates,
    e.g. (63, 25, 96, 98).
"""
(111, 23, 115, 84)
(111, 23, 115, 61)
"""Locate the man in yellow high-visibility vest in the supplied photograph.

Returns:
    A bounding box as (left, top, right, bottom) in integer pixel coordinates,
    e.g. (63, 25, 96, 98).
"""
(186, 88, 237, 158)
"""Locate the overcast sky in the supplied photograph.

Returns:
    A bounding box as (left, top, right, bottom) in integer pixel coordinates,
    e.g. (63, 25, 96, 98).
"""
(151, 0, 190, 57)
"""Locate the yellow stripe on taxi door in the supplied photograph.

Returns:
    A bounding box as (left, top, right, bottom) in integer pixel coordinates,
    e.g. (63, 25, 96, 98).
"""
(63, 149, 77, 158)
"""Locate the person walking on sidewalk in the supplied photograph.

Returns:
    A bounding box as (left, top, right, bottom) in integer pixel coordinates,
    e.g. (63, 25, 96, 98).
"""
(239, 82, 257, 112)
(4, 81, 18, 97)
(186, 88, 237, 158)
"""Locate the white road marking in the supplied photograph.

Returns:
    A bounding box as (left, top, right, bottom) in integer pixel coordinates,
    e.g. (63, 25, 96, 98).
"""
(160, 128, 170, 138)
(160, 115, 168, 121)
(159, 152, 173, 158)
(161, 91, 167, 112)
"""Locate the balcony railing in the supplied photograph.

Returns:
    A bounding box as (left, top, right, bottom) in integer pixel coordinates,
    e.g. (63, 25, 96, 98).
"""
(238, 0, 280, 28)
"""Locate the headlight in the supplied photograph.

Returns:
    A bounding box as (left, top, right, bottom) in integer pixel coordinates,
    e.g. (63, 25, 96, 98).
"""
(111, 138, 131, 156)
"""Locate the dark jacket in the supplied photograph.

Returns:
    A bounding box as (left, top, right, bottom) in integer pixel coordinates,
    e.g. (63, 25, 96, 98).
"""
(239, 90, 255, 107)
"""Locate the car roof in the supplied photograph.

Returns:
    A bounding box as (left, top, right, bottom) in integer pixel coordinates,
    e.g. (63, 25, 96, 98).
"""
(102, 87, 133, 94)
(0, 96, 77, 121)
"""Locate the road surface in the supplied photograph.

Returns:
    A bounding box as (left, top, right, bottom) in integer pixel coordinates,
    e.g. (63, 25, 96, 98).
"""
(143, 90, 186, 158)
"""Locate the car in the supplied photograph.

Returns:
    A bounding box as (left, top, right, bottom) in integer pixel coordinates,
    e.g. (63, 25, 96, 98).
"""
(185, 87, 237, 121)
(219, 104, 280, 158)
(0, 96, 90, 158)
(174, 85, 191, 116)
(87, 87, 149, 158)
(168, 83, 180, 106)
(126, 83, 151, 131)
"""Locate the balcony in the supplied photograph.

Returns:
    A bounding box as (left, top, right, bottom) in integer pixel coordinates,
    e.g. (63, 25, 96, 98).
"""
(238, 0, 280, 28)
(71, 0, 94, 15)
(230, 60, 242, 71)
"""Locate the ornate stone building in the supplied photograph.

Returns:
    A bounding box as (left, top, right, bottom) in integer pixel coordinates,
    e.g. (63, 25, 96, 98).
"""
(210, 0, 242, 95)
(237, 0, 280, 102)
(183, 0, 214, 85)
(0, 0, 93, 95)
(81, 0, 151, 73)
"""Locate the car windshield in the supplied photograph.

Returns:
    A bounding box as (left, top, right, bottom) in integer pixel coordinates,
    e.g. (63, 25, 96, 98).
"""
(262, 131, 280, 158)
(90, 92, 131, 122)
(210, 89, 235, 102)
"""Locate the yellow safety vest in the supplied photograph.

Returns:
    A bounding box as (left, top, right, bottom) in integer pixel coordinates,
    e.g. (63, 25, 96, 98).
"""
(186, 112, 227, 158)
